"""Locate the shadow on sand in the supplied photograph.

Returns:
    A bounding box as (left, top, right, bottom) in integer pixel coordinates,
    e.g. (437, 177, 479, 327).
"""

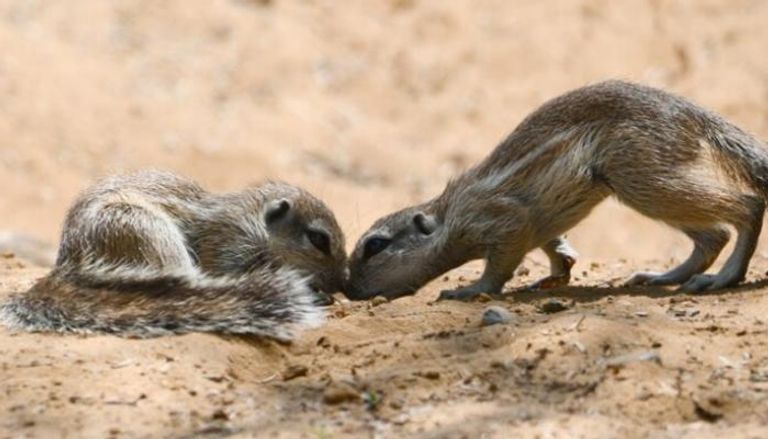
(497, 278, 768, 305)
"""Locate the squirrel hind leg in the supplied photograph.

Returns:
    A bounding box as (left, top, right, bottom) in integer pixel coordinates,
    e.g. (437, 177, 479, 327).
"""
(80, 202, 194, 272)
(679, 199, 765, 292)
(611, 164, 766, 290)
(626, 227, 730, 287)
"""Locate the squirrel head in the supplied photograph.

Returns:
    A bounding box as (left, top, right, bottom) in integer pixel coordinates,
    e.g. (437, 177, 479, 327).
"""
(345, 205, 448, 301)
(345, 185, 530, 301)
(195, 182, 347, 297)
(260, 183, 347, 296)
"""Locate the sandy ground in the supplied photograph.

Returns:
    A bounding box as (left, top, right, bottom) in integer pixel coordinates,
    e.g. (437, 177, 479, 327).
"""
(2, 255, 768, 438)
(2, 0, 768, 437)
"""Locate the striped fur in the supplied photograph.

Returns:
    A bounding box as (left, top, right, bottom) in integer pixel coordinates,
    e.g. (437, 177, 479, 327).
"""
(0, 170, 345, 339)
(347, 80, 768, 300)
(0, 265, 322, 341)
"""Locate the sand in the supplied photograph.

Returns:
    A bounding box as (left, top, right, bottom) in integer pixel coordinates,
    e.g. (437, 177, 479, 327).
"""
(1, 0, 768, 437)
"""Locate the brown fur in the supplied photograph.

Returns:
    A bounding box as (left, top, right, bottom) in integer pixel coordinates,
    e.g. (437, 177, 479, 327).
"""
(1, 170, 346, 339)
(346, 80, 768, 300)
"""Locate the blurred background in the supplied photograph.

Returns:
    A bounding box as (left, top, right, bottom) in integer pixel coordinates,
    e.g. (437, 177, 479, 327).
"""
(2, 0, 768, 267)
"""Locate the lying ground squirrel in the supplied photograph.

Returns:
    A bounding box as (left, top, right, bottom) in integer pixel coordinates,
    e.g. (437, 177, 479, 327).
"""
(0, 170, 346, 340)
(346, 80, 768, 301)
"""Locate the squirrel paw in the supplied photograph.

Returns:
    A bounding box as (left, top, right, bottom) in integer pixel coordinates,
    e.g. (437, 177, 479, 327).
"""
(625, 271, 694, 287)
(677, 273, 743, 292)
(526, 274, 570, 290)
(312, 291, 336, 306)
(439, 278, 504, 301)
(625, 271, 671, 286)
(438, 289, 481, 302)
(677, 274, 717, 292)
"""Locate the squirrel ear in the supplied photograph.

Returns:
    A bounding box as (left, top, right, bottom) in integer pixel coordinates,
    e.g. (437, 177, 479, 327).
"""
(413, 212, 438, 236)
(265, 199, 291, 225)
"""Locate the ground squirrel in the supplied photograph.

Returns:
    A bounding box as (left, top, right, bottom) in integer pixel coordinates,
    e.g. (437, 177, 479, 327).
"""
(345, 80, 768, 301)
(0, 170, 346, 340)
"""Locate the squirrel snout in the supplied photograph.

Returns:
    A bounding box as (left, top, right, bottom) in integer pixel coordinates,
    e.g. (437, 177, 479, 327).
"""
(307, 267, 348, 300)
(341, 277, 376, 301)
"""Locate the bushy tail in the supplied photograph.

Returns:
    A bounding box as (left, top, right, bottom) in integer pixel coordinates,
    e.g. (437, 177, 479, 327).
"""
(0, 265, 323, 341)
(708, 124, 768, 199)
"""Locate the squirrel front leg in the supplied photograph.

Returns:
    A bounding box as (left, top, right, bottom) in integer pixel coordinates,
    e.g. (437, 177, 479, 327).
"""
(526, 237, 577, 290)
(439, 245, 526, 301)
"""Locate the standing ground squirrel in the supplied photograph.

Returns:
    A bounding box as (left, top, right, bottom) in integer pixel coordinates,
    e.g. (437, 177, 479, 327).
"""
(345, 80, 768, 301)
(0, 170, 346, 340)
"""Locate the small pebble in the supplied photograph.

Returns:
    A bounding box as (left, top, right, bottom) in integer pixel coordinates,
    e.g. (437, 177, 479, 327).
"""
(603, 350, 661, 369)
(415, 370, 440, 380)
(211, 409, 229, 421)
(322, 382, 360, 404)
(370, 296, 388, 307)
(539, 299, 569, 314)
(474, 293, 493, 303)
(392, 413, 410, 425)
(481, 306, 513, 326)
(282, 364, 308, 381)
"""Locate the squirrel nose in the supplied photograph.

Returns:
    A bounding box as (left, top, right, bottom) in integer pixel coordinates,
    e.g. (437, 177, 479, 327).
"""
(340, 280, 379, 301)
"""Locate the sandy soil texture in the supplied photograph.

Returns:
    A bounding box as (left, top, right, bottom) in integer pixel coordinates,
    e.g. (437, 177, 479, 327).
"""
(2, 255, 768, 438)
(2, 0, 768, 437)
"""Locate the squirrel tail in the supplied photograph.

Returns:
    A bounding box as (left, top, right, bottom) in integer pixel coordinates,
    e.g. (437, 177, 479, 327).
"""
(0, 264, 323, 341)
(708, 123, 768, 201)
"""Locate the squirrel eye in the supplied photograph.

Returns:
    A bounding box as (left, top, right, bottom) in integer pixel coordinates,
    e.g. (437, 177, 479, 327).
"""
(307, 229, 331, 255)
(363, 237, 391, 259)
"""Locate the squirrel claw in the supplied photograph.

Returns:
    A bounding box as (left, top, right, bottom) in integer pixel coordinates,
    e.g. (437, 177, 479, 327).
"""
(311, 291, 336, 306)
(527, 274, 570, 290)
(438, 289, 481, 302)
(678, 274, 726, 292)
